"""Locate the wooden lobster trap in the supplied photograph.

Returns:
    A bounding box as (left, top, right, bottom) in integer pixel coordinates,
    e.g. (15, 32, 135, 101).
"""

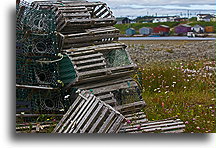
(53, 90, 125, 133)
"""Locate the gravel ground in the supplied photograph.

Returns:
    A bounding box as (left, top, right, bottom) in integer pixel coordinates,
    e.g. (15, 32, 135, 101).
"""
(122, 40, 215, 65)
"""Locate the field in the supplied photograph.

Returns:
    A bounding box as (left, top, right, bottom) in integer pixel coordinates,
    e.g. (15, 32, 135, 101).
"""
(122, 40, 215, 133)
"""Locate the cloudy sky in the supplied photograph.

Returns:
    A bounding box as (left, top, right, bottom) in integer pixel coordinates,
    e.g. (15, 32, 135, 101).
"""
(26, 0, 216, 17)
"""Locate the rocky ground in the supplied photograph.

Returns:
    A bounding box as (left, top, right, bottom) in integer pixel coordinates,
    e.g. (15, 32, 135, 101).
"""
(122, 40, 215, 65)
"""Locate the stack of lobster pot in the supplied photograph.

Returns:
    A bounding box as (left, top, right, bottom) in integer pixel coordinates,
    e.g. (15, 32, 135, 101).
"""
(32, 0, 144, 109)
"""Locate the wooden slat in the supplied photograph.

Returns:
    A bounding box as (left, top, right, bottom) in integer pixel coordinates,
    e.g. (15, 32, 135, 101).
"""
(108, 115, 124, 133)
(71, 53, 103, 61)
(97, 111, 115, 133)
(76, 62, 106, 71)
(79, 103, 104, 133)
(78, 64, 135, 77)
(53, 91, 124, 133)
(74, 57, 105, 65)
(88, 107, 108, 133)
(63, 94, 94, 133)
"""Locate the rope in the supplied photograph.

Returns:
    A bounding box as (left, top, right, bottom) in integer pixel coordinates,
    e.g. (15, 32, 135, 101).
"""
(35, 53, 64, 63)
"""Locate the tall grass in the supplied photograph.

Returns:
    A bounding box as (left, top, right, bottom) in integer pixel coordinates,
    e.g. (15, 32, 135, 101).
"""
(134, 60, 215, 133)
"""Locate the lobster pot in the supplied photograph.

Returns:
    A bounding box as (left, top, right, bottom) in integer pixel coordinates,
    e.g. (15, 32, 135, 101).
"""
(16, 57, 60, 87)
(18, 33, 58, 58)
(16, 88, 64, 113)
(23, 9, 56, 33)
(58, 26, 120, 50)
(50, 1, 116, 32)
(53, 90, 125, 133)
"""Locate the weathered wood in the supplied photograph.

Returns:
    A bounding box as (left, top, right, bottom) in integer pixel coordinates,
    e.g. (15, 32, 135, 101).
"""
(76, 62, 106, 71)
(98, 111, 115, 133)
(16, 84, 59, 90)
(53, 91, 124, 133)
(78, 64, 135, 77)
(73, 57, 105, 65)
(120, 118, 185, 133)
(72, 53, 103, 61)
(79, 103, 104, 133)
(78, 77, 132, 90)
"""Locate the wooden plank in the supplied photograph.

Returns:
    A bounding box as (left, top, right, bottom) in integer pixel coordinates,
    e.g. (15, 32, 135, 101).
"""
(93, 5, 105, 16)
(108, 115, 124, 133)
(97, 93, 114, 100)
(88, 107, 108, 133)
(74, 57, 105, 65)
(97, 111, 115, 133)
(104, 98, 117, 105)
(78, 64, 135, 77)
(63, 94, 94, 133)
(64, 33, 119, 44)
(68, 96, 96, 133)
(76, 62, 106, 71)
(54, 95, 86, 133)
(115, 101, 146, 111)
(96, 8, 108, 18)
(79, 77, 132, 90)
(143, 124, 186, 133)
(72, 99, 99, 133)
(71, 53, 103, 61)
(79, 103, 104, 133)
(71, 70, 134, 87)
(63, 13, 90, 18)
(79, 76, 133, 90)
(65, 42, 125, 53)
(54, 92, 87, 132)
(91, 81, 137, 95)
(16, 114, 63, 117)
(16, 84, 59, 90)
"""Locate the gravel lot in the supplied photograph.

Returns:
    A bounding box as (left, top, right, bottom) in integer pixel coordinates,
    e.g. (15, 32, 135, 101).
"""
(122, 40, 215, 65)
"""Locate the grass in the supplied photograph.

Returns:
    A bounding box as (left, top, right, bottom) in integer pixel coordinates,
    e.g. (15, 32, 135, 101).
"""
(134, 60, 215, 133)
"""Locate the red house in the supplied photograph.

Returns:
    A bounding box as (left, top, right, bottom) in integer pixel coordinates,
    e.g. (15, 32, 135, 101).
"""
(153, 25, 170, 36)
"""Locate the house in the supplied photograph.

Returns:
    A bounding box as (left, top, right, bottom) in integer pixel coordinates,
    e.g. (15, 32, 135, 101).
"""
(197, 14, 215, 22)
(205, 26, 214, 33)
(210, 17, 216, 22)
(116, 17, 131, 24)
(153, 25, 170, 35)
(174, 24, 191, 35)
(139, 27, 153, 35)
(191, 25, 205, 33)
(152, 16, 179, 23)
(125, 28, 136, 36)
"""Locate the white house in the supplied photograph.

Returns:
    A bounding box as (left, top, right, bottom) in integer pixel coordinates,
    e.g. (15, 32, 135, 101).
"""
(152, 16, 179, 23)
(191, 25, 205, 33)
(197, 14, 215, 22)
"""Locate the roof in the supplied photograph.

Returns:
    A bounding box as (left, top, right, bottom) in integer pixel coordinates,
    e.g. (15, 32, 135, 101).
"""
(178, 24, 191, 28)
(140, 27, 152, 29)
(197, 14, 215, 18)
(126, 28, 135, 30)
(158, 25, 170, 28)
(116, 17, 130, 21)
(192, 24, 204, 28)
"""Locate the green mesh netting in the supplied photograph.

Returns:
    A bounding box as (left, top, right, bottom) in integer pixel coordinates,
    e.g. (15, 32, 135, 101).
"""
(105, 49, 131, 67)
(16, 88, 64, 113)
(16, 56, 60, 87)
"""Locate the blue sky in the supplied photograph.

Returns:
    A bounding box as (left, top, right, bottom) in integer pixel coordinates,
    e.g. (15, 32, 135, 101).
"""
(26, 0, 216, 17)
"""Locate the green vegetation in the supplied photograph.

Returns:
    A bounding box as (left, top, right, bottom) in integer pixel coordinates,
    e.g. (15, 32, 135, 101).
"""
(134, 60, 215, 133)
